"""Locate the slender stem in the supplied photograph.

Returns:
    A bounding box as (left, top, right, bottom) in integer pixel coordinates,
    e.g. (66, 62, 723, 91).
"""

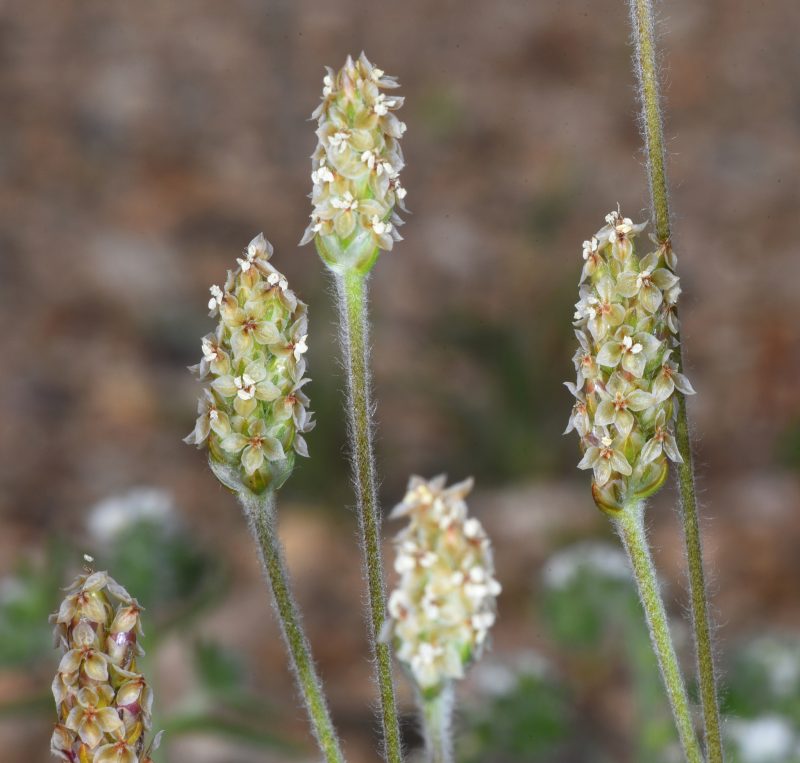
(420, 684, 454, 763)
(336, 269, 403, 763)
(628, 2, 724, 760)
(238, 490, 346, 763)
(614, 503, 703, 763)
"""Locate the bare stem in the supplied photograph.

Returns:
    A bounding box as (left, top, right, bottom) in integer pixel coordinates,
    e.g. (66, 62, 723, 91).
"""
(238, 489, 346, 763)
(420, 684, 455, 763)
(628, 1, 724, 759)
(614, 503, 703, 763)
(336, 269, 403, 763)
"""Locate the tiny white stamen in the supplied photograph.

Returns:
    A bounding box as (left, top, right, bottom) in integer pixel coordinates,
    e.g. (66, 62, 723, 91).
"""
(293, 334, 308, 361)
(208, 284, 223, 310)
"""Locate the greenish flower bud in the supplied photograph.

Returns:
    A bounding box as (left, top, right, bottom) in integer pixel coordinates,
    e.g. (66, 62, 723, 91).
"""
(186, 234, 314, 494)
(383, 476, 501, 695)
(566, 210, 695, 514)
(50, 570, 160, 763)
(300, 53, 407, 275)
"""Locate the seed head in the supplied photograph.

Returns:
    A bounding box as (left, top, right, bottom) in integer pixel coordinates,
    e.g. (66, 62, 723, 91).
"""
(186, 233, 314, 494)
(50, 570, 160, 762)
(300, 53, 406, 275)
(566, 211, 695, 513)
(383, 476, 501, 693)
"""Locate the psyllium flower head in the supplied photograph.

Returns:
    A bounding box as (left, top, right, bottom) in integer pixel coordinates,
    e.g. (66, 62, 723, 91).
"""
(50, 570, 161, 763)
(300, 53, 406, 275)
(566, 209, 695, 514)
(185, 234, 314, 494)
(383, 476, 501, 694)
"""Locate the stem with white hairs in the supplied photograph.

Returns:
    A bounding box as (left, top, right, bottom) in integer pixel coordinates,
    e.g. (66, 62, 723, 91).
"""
(627, 1, 724, 759)
(238, 488, 346, 763)
(614, 502, 703, 763)
(336, 269, 403, 763)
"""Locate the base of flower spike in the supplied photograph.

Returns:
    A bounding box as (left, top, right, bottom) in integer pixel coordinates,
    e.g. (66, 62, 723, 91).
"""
(315, 233, 380, 276)
(209, 456, 295, 495)
(591, 457, 668, 515)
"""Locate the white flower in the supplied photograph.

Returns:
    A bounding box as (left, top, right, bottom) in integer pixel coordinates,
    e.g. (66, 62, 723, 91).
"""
(234, 374, 256, 400)
(582, 237, 599, 260)
(373, 93, 397, 116)
(331, 191, 359, 211)
(621, 334, 643, 355)
(328, 131, 351, 153)
(293, 334, 308, 361)
(322, 74, 334, 97)
(208, 284, 223, 311)
(371, 216, 392, 236)
(201, 337, 218, 363)
(267, 272, 288, 291)
(311, 163, 334, 185)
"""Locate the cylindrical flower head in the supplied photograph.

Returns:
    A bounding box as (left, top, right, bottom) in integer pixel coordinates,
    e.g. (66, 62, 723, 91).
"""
(566, 210, 695, 514)
(185, 234, 315, 494)
(300, 52, 407, 275)
(50, 570, 159, 763)
(383, 476, 501, 694)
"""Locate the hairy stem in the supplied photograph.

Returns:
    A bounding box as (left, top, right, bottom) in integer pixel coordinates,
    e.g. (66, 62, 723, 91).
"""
(628, 1, 723, 760)
(239, 490, 346, 763)
(420, 684, 454, 763)
(336, 269, 403, 763)
(614, 503, 703, 763)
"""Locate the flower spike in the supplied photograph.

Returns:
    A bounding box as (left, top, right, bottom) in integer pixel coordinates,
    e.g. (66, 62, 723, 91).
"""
(50, 570, 159, 763)
(301, 53, 406, 275)
(185, 233, 314, 494)
(384, 475, 501, 693)
(566, 210, 694, 514)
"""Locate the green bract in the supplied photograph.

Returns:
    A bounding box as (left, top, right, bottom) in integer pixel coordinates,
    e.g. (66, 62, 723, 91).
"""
(185, 234, 314, 494)
(300, 53, 407, 275)
(566, 210, 695, 514)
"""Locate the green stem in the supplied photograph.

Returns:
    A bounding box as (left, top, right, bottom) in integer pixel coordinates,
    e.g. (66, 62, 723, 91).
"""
(336, 269, 403, 763)
(420, 684, 454, 763)
(239, 490, 346, 763)
(614, 503, 703, 763)
(628, 2, 724, 760)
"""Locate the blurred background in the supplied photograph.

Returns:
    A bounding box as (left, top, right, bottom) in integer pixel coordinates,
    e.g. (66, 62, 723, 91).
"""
(1, 1, 799, 761)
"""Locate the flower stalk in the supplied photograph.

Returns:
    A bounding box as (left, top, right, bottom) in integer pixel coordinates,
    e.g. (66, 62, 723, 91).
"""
(236, 485, 345, 763)
(628, 1, 724, 759)
(420, 683, 454, 763)
(186, 235, 344, 763)
(614, 503, 703, 763)
(337, 269, 403, 763)
(302, 53, 408, 763)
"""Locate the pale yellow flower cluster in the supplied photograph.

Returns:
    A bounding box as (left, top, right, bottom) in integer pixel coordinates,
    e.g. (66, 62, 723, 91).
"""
(50, 571, 160, 763)
(566, 210, 695, 513)
(186, 233, 314, 494)
(384, 476, 501, 692)
(301, 53, 407, 274)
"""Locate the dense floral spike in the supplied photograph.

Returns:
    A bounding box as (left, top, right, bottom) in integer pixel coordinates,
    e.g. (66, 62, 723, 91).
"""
(384, 476, 501, 693)
(50, 571, 160, 763)
(301, 52, 406, 275)
(185, 234, 314, 494)
(566, 210, 695, 513)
